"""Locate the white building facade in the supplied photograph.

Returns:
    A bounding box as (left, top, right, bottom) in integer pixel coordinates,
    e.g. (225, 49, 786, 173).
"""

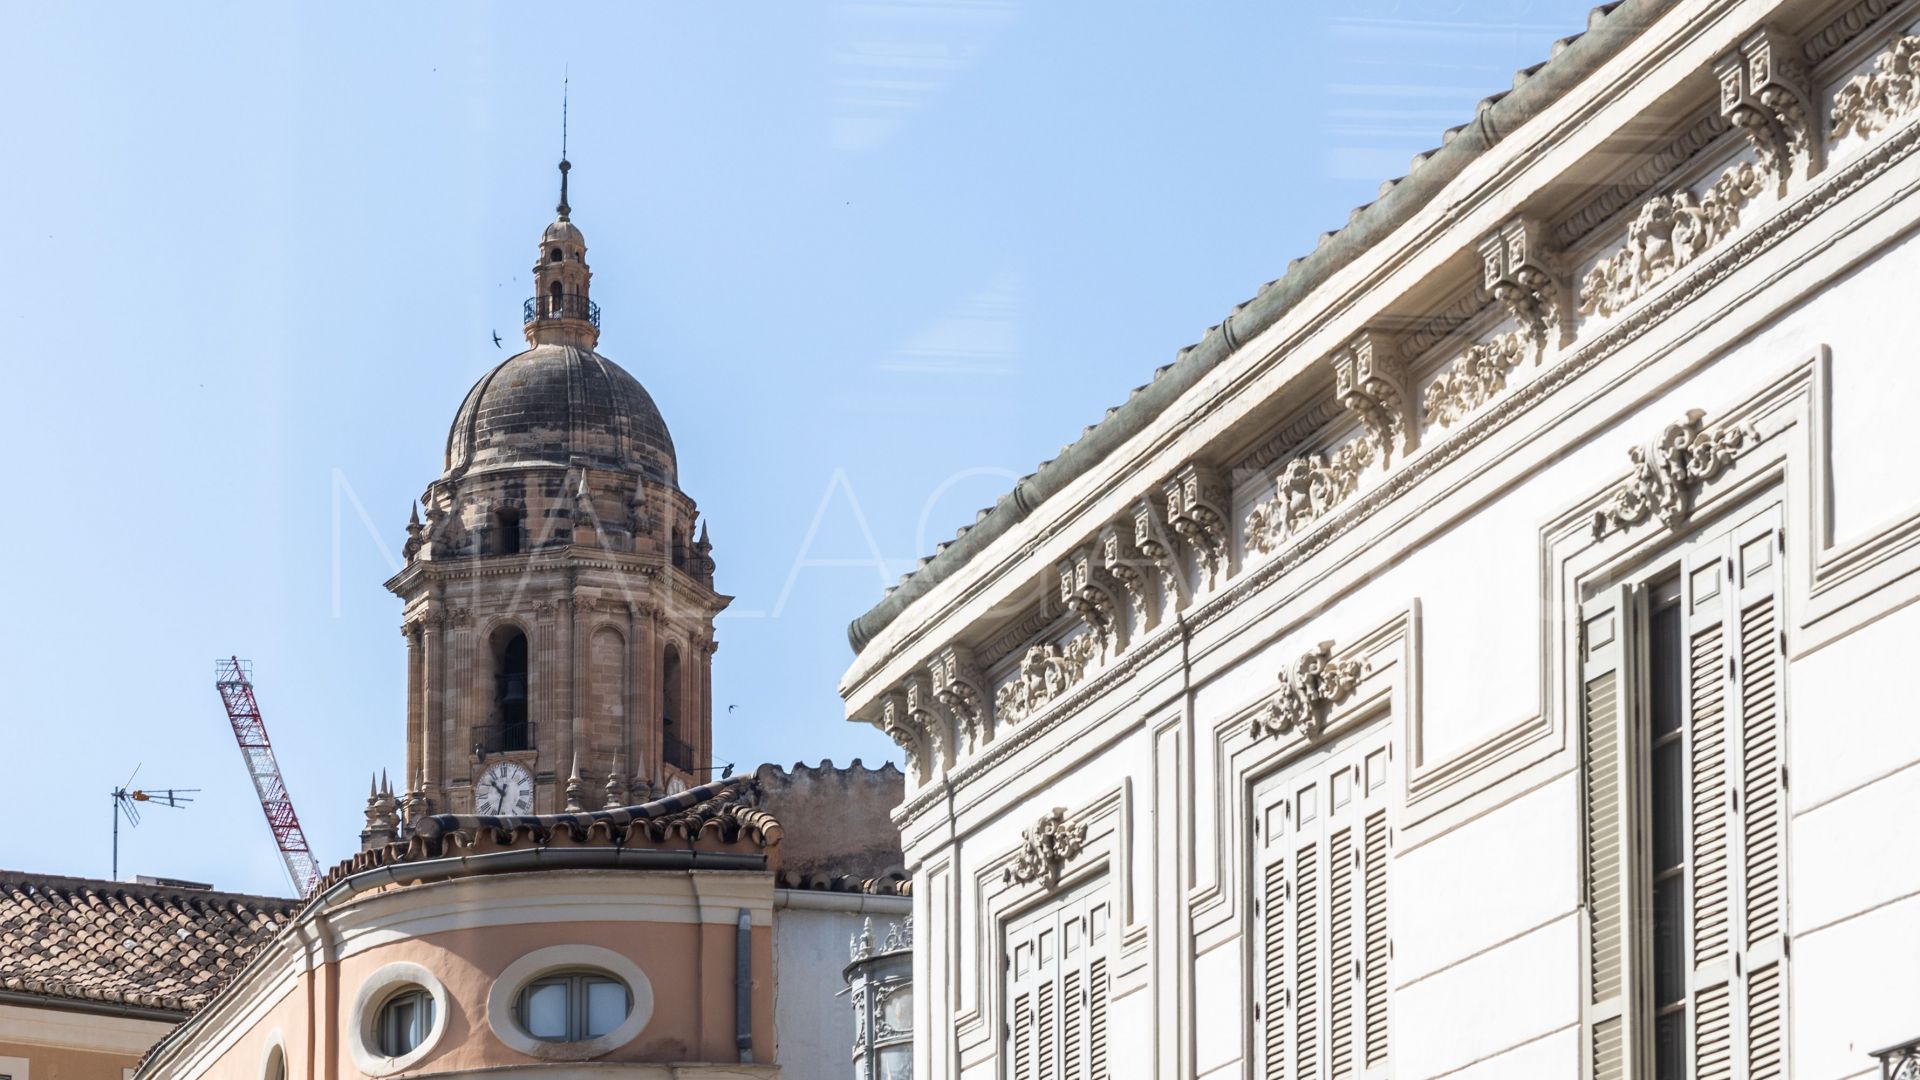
(839, 1, 1920, 1077)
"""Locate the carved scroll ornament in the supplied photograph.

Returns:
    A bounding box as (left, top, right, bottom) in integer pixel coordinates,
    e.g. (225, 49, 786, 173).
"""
(1252, 641, 1367, 741)
(1244, 436, 1375, 557)
(993, 636, 1098, 726)
(1423, 332, 1526, 430)
(1004, 807, 1089, 888)
(1592, 409, 1758, 538)
(1832, 34, 1920, 143)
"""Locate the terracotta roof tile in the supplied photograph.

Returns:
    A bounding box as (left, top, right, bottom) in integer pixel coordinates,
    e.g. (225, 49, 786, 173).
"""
(0, 873, 297, 1014)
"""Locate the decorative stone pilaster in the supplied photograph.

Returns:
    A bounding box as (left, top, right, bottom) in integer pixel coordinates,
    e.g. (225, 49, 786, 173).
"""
(1058, 543, 1128, 656)
(1003, 807, 1088, 889)
(1163, 463, 1231, 592)
(1333, 330, 1416, 464)
(1593, 409, 1759, 538)
(1251, 642, 1367, 741)
(1477, 217, 1570, 360)
(1716, 26, 1821, 186)
(930, 645, 991, 751)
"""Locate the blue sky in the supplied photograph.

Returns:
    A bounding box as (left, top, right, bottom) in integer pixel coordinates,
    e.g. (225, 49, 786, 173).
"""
(0, 0, 1602, 895)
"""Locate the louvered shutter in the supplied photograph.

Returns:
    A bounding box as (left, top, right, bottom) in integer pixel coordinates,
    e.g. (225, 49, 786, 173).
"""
(1583, 584, 1641, 1080)
(1684, 538, 1735, 1080)
(1732, 513, 1787, 1080)
(1257, 736, 1391, 1080)
(1007, 885, 1112, 1080)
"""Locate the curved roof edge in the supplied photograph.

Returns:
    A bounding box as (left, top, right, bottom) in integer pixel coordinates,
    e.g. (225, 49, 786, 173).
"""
(847, 0, 1663, 654)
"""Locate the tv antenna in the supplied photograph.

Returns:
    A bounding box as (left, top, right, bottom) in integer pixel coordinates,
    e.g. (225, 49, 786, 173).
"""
(110, 766, 198, 880)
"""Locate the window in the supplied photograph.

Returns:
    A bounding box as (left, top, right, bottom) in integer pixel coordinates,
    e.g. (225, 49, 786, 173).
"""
(378, 988, 435, 1057)
(492, 630, 530, 752)
(1253, 728, 1392, 1079)
(262, 1046, 285, 1080)
(549, 247, 562, 262)
(518, 971, 631, 1042)
(548, 280, 563, 315)
(1581, 507, 1786, 1080)
(496, 508, 522, 555)
(1005, 880, 1110, 1079)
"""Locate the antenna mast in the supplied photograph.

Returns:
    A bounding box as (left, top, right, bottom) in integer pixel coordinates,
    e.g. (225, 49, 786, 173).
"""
(214, 658, 320, 897)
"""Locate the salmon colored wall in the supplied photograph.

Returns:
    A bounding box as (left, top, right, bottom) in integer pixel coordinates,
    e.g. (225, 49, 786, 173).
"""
(188, 915, 774, 1078)
(0, 1038, 140, 1080)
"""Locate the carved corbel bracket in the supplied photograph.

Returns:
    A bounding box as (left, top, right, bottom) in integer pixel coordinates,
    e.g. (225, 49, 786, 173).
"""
(1333, 329, 1417, 463)
(1592, 408, 1760, 538)
(1478, 216, 1570, 359)
(1251, 641, 1369, 741)
(1003, 806, 1089, 889)
(1058, 543, 1128, 656)
(879, 690, 931, 782)
(1131, 493, 1189, 616)
(1163, 463, 1232, 592)
(901, 673, 951, 773)
(930, 644, 991, 751)
(1101, 517, 1159, 634)
(1716, 26, 1821, 186)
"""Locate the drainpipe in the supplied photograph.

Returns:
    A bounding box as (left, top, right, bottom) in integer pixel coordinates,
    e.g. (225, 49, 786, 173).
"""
(735, 907, 753, 1063)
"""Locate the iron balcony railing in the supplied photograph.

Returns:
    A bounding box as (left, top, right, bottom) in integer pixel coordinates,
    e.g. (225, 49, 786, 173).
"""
(473, 720, 535, 758)
(1873, 1037, 1920, 1080)
(663, 735, 696, 772)
(523, 293, 601, 327)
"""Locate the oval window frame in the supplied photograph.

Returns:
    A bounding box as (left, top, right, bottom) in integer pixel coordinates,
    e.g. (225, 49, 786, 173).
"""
(349, 961, 450, 1076)
(486, 944, 654, 1061)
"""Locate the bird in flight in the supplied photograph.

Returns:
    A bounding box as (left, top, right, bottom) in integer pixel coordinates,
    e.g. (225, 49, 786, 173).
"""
(492, 330, 503, 348)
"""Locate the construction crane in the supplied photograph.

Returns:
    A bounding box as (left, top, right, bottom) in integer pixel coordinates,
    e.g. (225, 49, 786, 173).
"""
(214, 658, 320, 898)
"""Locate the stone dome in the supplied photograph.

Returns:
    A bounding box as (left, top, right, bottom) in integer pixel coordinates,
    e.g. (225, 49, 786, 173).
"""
(444, 343, 676, 485)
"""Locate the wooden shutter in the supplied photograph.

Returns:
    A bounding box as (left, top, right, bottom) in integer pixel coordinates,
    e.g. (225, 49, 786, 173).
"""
(1582, 583, 1640, 1080)
(1256, 735, 1391, 1080)
(1006, 884, 1112, 1080)
(1682, 510, 1787, 1080)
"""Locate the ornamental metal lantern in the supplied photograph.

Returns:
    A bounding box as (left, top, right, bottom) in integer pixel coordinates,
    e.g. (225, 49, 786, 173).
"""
(845, 916, 913, 1080)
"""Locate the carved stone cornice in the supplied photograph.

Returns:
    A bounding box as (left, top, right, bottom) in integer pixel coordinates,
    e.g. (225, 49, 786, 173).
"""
(930, 645, 990, 750)
(1251, 641, 1367, 741)
(1162, 463, 1231, 592)
(1592, 409, 1760, 538)
(1423, 332, 1527, 431)
(1577, 158, 1769, 320)
(1245, 435, 1374, 557)
(1100, 517, 1158, 634)
(993, 637, 1097, 727)
(1716, 27, 1821, 185)
(1131, 493, 1188, 617)
(1477, 216, 1569, 359)
(1003, 807, 1088, 889)
(1552, 111, 1730, 249)
(1832, 34, 1920, 143)
(1332, 330, 1416, 463)
(1058, 544, 1127, 655)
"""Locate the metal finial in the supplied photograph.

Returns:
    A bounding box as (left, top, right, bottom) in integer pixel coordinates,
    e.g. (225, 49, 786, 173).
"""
(557, 71, 571, 221)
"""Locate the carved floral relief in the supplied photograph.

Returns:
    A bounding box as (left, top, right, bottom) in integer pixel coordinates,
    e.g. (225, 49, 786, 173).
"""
(1003, 807, 1089, 889)
(1251, 641, 1368, 741)
(1577, 159, 1769, 319)
(1832, 34, 1920, 143)
(993, 636, 1099, 726)
(1423, 332, 1527, 430)
(1244, 436, 1376, 557)
(1592, 409, 1759, 538)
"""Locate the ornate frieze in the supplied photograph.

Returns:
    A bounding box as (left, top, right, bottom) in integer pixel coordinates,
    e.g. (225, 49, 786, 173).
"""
(1832, 33, 1920, 142)
(1592, 409, 1760, 538)
(1576, 159, 1769, 320)
(930, 644, 991, 750)
(1131, 493, 1188, 616)
(1003, 807, 1089, 889)
(1244, 436, 1375, 557)
(1478, 217, 1570, 358)
(1333, 330, 1416, 463)
(1251, 641, 1367, 741)
(1715, 28, 1821, 184)
(1058, 544, 1128, 655)
(1163, 463, 1232, 591)
(1423, 332, 1527, 430)
(992, 637, 1098, 726)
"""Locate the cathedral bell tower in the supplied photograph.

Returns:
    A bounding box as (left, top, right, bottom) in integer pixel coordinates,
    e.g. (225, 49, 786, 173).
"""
(384, 157, 729, 823)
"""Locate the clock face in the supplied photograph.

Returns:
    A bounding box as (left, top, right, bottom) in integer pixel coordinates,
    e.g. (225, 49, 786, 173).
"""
(474, 761, 534, 816)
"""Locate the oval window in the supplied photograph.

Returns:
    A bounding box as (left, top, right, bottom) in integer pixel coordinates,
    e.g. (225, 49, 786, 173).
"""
(377, 987, 436, 1057)
(517, 971, 631, 1042)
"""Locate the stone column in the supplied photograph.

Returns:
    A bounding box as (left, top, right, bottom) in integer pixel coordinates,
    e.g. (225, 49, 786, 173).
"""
(422, 615, 444, 798)
(404, 623, 423, 780)
(698, 637, 715, 775)
(555, 595, 575, 807)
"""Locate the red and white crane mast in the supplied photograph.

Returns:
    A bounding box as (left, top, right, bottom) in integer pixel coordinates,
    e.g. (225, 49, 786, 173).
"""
(214, 657, 320, 898)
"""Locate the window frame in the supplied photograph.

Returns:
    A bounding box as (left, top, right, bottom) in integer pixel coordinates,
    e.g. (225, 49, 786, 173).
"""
(514, 969, 632, 1043)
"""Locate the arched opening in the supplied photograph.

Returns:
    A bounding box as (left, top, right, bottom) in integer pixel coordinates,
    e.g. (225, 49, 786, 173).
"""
(549, 247, 563, 263)
(661, 645, 688, 772)
(548, 279, 564, 316)
(495, 508, 522, 555)
(491, 629, 530, 753)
